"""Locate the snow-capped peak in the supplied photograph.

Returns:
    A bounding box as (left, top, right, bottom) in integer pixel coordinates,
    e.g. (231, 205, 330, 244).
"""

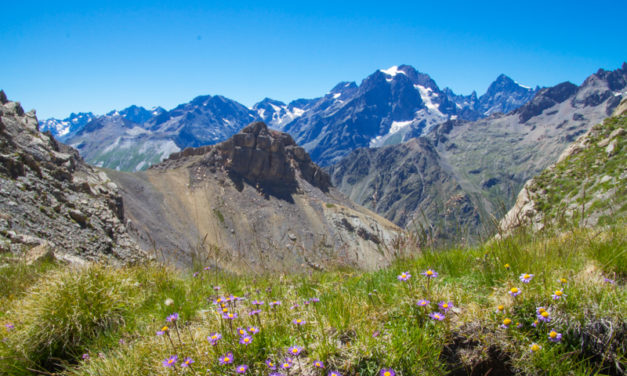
(380, 66, 407, 77)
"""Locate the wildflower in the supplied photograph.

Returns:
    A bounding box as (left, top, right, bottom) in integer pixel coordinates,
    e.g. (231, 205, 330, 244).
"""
(166, 313, 179, 323)
(164, 298, 174, 306)
(118, 338, 125, 345)
(237, 327, 248, 336)
(508, 287, 521, 297)
(204, 266, 211, 270)
(249, 309, 262, 316)
(219, 352, 234, 365)
(519, 273, 534, 283)
(163, 355, 178, 367)
(429, 312, 445, 321)
(397, 271, 411, 281)
(4, 323, 14, 331)
(288, 345, 303, 356)
(421, 269, 438, 278)
(314, 360, 325, 368)
(310, 297, 320, 303)
(559, 277, 567, 284)
(504, 263, 510, 269)
(223, 312, 238, 320)
(551, 290, 566, 300)
(538, 310, 551, 322)
(214, 285, 221, 290)
(214, 297, 224, 305)
(495, 304, 505, 313)
(548, 330, 562, 343)
(529, 343, 541, 353)
(239, 335, 253, 345)
(292, 318, 306, 326)
(252, 299, 264, 305)
(181, 357, 194, 368)
(248, 326, 260, 334)
(438, 301, 453, 312)
(380, 369, 396, 376)
(266, 359, 277, 369)
(207, 332, 222, 345)
(329, 371, 342, 376)
(193, 272, 199, 277)
(531, 319, 539, 328)
(270, 300, 282, 307)
(156, 326, 169, 336)
(501, 318, 512, 329)
(516, 322, 523, 328)
(604, 277, 615, 284)
(236, 364, 249, 374)
(269, 373, 285, 376)
(280, 360, 291, 369)
(82, 353, 90, 360)
(536, 307, 546, 315)
(417, 299, 430, 307)
(291, 303, 300, 310)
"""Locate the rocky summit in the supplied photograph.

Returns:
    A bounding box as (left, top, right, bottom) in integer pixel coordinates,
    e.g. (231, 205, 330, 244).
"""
(108, 121, 402, 272)
(0, 91, 145, 264)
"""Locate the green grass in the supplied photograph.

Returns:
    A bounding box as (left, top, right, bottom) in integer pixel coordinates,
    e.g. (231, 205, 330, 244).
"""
(0, 226, 624, 376)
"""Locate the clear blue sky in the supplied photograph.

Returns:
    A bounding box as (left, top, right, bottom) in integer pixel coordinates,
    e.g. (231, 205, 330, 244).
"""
(1, 0, 625, 119)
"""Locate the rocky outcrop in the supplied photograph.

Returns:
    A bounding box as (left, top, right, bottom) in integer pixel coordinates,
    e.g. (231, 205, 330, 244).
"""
(0, 91, 145, 264)
(161, 122, 330, 195)
(110, 122, 402, 272)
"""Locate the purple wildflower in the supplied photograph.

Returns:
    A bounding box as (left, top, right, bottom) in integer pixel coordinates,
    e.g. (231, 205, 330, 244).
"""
(252, 299, 264, 305)
(156, 325, 169, 336)
(314, 360, 324, 368)
(530, 343, 541, 353)
(207, 332, 222, 345)
(237, 327, 248, 336)
(280, 360, 291, 369)
(248, 326, 260, 334)
(82, 353, 90, 360)
(397, 271, 411, 281)
(519, 273, 534, 283)
(193, 272, 199, 277)
(204, 266, 211, 270)
(508, 287, 521, 297)
(438, 301, 453, 312)
(222, 312, 238, 320)
(310, 297, 320, 303)
(239, 335, 253, 345)
(417, 299, 430, 307)
(270, 300, 282, 307)
(380, 369, 396, 376)
(551, 290, 566, 300)
(429, 312, 445, 321)
(266, 359, 277, 370)
(421, 269, 438, 278)
(181, 357, 194, 368)
(219, 352, 234, 365)
(214, 285, 221, 290)
(166, 313, 179, 322)
(249, 309, 262, 316)
(329, 371, 342, 376)
(548, 330, 562, 343)
(537, 310, 551, 322)
(290, 303, 300, 310)
(288, 345, 303, 356)
(4, 323, 14, 331)
(163, 355, 178, 368)
(236, 364, 249, 374)
(292, 318, 306, 326)
(269, 373, 284, 376)
(500, 318, 512, 329)
(604, 277, 615, 284)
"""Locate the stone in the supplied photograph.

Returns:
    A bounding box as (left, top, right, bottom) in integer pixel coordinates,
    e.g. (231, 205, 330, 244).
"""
(25, 242, 56, 265)
(69, 209, 89, 226)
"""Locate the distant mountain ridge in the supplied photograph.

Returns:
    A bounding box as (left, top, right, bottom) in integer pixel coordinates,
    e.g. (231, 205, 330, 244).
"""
(40, 65, 538, 170)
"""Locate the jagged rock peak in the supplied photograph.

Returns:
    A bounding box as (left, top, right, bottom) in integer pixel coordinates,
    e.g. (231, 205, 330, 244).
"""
(159, 121, 331, 194)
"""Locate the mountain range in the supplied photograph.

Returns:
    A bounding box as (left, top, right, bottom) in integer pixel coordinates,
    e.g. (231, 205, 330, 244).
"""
(329, 63, 627, 242)
(40, 65, 537, 170)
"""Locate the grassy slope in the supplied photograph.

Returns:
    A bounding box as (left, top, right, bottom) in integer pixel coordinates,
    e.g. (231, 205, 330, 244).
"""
(0, 226, 624, 376)
(530, 114, 626, 228)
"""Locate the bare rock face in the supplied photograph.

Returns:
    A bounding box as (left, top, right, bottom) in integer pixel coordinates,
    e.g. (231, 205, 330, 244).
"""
(161, 121, 331, 195)
(0, 90, 146, 264)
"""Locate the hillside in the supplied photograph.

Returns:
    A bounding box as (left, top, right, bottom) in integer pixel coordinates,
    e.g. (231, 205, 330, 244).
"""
(500, 100, 626, 233)
(108, 122, 402, 272)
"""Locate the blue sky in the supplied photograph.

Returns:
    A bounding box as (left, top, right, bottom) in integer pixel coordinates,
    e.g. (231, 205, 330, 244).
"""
(1, 0, 625, 119)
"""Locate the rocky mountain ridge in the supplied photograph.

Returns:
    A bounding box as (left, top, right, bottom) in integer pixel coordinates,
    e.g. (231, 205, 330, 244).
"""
(0, 91, 145, 264)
